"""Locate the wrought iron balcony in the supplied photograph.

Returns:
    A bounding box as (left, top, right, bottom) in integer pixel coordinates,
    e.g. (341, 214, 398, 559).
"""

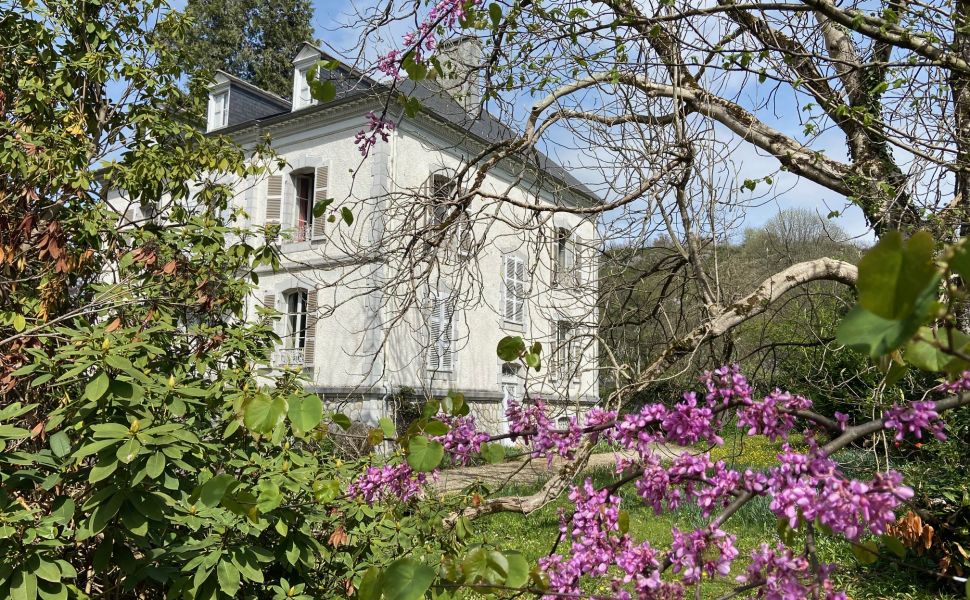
(271, 347, 306, 368)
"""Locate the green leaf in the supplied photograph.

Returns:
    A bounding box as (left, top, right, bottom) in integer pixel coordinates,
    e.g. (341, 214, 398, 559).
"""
(503, 551, 529, 588)
(243, 393, 286, 433)
(524, 352, 540, 371)
(618, 509, 630, 534)
(287, 394, 323, 435)
(836, 305, 922, 357)
(310, 78, 337, 103)
(423, 420, 449, 436)
(50, 497, 75, 526)
(496, 336, 525, 361)
(49, 431, 70, 457)
(332, 413, 352, 429)
(857, 230, 937, 320)
(379, 416, 397, 438)
(88, 454, 119, 483)
(115, 437, 141, 464)
(12, 313, 26, 332)
(10, 569, 37, 600)
(882, 534, 906, 558)
(358, 566, 383, 600)
(341, 206, 354, 225)
(34, 559, 61, 583)
(488, 2, 502, 28)
(905, 327, 970, 373)
(198, 474, 236, 508)
(406, 436, 444, 472)
(851, 541, 879, 565)
(382, 558, 435, 600)
(479, 442, 505, 464)
(145, 452, 166, 479)
(217, 560, 240, 596)
(313, 197, 334, 218)
(402, 96, 422, 118)
(85, 371, 110, 401)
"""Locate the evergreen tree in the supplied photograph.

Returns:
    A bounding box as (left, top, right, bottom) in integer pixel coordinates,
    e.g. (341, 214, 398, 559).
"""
(180, 0, 314, 98)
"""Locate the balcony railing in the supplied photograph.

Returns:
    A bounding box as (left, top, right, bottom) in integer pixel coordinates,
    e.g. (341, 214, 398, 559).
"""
(271, 347, 306, 368)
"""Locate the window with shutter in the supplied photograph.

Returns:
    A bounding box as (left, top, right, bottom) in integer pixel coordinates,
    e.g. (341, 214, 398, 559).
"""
(502, 255, 526, 324)
(430, 173, 454, 226)
(428, 294, 456, 372)
(291, 172, 314, 242)
(553, 321, 579, 382)
(312, 165, 329, 239)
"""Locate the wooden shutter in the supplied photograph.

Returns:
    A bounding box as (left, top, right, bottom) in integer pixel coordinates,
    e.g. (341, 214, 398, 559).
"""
(312, 165, 329, 239)
(513, 258, 525, 323)
(303, 289, 318, 366)
(265, 175, 282, 224)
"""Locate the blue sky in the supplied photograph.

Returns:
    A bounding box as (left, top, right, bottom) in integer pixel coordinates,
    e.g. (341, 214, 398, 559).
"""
(311, 1, 874, 241)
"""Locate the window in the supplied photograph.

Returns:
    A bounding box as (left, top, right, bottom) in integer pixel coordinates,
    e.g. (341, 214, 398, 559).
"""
(428, 294, 456, 372)
(210, 91, 228, 130)
(556, 416, 570, 430)
(283, 290, 308, 349)
(430, 174, 455, 226)
(502, 255, 526, 324)
(553, 227, 577, 287)
(554, 321, 580, 381)
(295, 67, 315, 109)
(292, 172, 314, 242)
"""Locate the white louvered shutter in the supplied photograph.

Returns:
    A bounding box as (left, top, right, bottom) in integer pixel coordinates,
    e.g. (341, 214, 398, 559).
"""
(304, 289, 318, 366)
(503, 256, 525, 324)
(261, 291, 278, 335)
(312, 164, 329, 240)
(264, 175, 282, 224)
(428, 297, 442, 370)
(440, 299, 455, 371)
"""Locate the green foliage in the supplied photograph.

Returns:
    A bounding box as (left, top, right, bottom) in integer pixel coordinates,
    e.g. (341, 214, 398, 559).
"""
(0, 2, 459, 598)
(176, 0, 315, 98)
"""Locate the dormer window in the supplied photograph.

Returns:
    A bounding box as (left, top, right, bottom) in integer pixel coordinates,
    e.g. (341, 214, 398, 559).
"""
(294, 66, 317, 110)
(208, 90, 228, 130)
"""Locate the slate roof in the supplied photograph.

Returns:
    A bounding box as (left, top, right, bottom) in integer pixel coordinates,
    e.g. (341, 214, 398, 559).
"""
(212, 43, 599, 204)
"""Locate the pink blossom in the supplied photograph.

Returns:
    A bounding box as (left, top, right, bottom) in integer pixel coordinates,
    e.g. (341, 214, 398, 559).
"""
(431, 414, 490, 465)
(737, 389, 812, 441)
(884, 400, 946, 441)
(347, 463, 433, 504)
(355, 111, 396, 157)
(739, 544, 845, 600)
(669, 527, 738, 584)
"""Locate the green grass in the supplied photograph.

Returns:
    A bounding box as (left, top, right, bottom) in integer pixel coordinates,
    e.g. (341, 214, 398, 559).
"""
(471, 434, 960, 599)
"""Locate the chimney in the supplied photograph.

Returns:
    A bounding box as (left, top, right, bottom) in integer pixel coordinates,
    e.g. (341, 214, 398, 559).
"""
(435, 36, 483, 110)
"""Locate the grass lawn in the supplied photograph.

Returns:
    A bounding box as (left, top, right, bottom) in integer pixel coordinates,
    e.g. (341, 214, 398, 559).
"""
(473, 434, 960, 599)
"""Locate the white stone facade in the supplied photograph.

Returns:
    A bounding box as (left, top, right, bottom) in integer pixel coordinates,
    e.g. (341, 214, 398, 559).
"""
(207, 44, 601, 433)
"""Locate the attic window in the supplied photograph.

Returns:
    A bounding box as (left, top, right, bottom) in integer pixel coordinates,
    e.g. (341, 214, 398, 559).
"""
(295, 66, 317, 109)
(209, 90, 228, 130)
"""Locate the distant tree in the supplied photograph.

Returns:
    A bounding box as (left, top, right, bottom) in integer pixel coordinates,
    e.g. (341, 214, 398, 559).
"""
(179, 0, 314, 98)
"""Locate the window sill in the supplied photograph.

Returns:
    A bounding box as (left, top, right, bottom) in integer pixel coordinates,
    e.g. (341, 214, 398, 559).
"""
(501, 319, 525, 332)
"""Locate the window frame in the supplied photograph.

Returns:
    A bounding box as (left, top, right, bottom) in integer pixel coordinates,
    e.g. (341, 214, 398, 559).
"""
(283, 289, 309, 350)
(295, 66, 316, 109)
(209, 90, 229, 130)
(291, 171, 315, 242)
